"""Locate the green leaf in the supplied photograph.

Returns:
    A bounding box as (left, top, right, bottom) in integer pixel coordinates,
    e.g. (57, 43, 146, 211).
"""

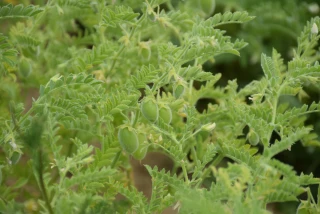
(206, 11, 255, 28)
(264, 127, 311, 159)
(261, 53, 276, 80)
(0, 4, 43, 19)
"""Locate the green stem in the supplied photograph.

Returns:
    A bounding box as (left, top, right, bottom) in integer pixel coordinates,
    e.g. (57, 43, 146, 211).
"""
(151, 72, 167, 92)
(191, 146, 198, 164)
(195, 154, 224, 187)
(67, 131, 78, 157)
(271, 83, 286, 124)
(188, 58, 198, 101)
(212, 154, 224, 166)
(172, 161, 179, 174)
(270, 97, 278, 126)
(307, 187, 317, 205)
(96, 120, 106, 152)
(181, 161, 189, 185)
(120, 111, 130, 122)
(131, 109, 140, 127)
(111, 151, 121, 168)
(36, 150, 54, 214)
(108, 13, 146, 75)
(182, 127, 202, 142)
(151, 124, 180, 145)
(268, 83, 286, 144)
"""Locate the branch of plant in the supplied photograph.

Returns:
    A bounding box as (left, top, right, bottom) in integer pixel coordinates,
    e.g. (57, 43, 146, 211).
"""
(195, 153, 224, 188)
(108, 13, 147, 75)
(35, 149, 54, 214)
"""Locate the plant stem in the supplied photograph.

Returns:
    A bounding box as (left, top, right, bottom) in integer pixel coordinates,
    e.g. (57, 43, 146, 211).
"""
(191, 146, 198, 163)
(212, 154, 224, 166)
(188, 58, 198, 101)
(151, 124, 180, 145)
(181, 161, 189, 185)
(195, 154, 224, 187)
(108, 14, 146, 75)
(268, 83, 286, 145)
(111, 150, 121, 168)
(37, 149, 54, 214)
(132, 109, 140, 127)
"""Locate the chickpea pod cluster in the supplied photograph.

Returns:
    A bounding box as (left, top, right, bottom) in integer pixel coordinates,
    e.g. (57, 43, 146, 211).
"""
(118, 126, 149, 160)
(117, 97, 172, 159)
(140, 97, 172, 124)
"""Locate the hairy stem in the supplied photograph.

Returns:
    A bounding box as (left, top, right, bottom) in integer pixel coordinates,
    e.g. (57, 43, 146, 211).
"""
(37, 149, 54, 214)
(195, 154, 224, 188)
(181, 161, 190, 185)
(111, 150, 121, 168)
(269, 83, 286, 143)
(108, 14, 146, 75)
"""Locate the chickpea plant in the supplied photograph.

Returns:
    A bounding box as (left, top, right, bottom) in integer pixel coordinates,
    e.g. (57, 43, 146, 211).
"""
(0, 0, 320, 213)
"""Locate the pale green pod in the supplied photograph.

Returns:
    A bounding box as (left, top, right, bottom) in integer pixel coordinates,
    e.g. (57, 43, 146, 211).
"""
(141, 98, 159, 122)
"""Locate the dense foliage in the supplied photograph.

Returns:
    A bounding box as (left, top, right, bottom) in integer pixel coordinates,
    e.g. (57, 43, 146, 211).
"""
(1, 0, 320, 213)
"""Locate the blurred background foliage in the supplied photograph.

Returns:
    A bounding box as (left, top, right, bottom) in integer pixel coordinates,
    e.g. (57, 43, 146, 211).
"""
(0, 0, 320, 213)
